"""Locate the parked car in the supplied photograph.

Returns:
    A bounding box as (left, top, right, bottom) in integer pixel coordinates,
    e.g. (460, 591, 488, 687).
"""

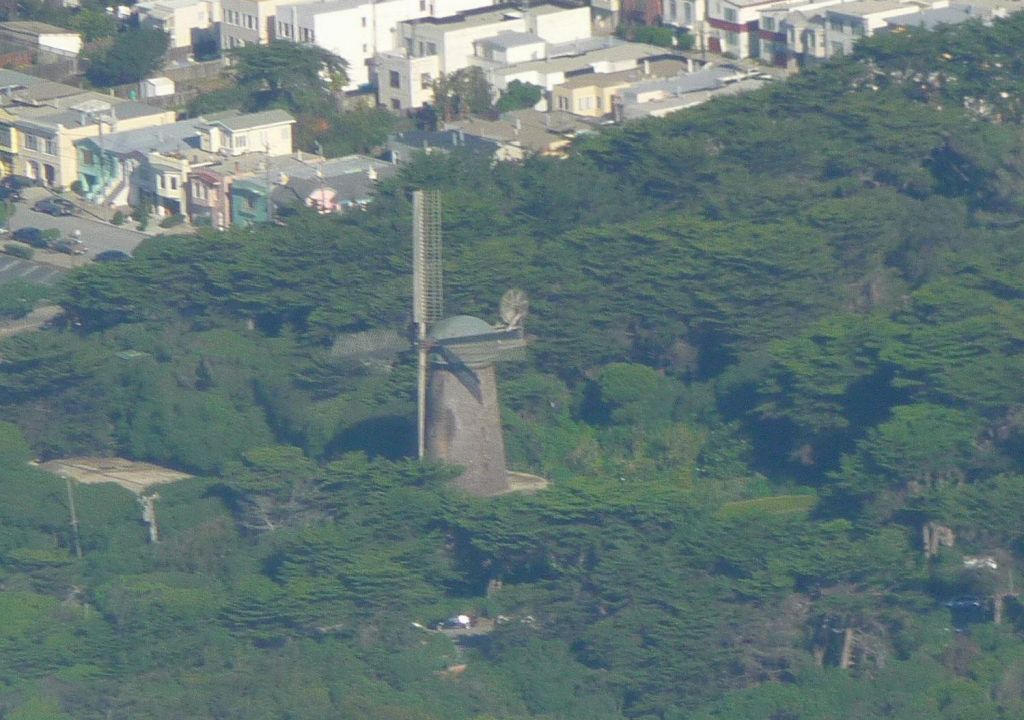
(0, 186, 22, 202)
(12, 227, 48, 248)
(0, 175, 40, 191)
(94, 250, 131, 263)
(52, 239, 87, 255)
(33, 198, 76, 216)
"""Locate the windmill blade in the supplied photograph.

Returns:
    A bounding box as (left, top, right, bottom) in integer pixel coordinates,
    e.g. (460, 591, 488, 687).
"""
(435, 327, 525, 347)
(412, 190, 443, 325)
(435, 327, 527, 365)
(500, 288, 529, 328)
(435, 343, 482, 401)
(330, 328, 411, 363)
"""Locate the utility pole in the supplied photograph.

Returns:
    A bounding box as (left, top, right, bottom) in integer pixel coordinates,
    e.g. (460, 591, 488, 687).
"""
(65, 477, 83, 559)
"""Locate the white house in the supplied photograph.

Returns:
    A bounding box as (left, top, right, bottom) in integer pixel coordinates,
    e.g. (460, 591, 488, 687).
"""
(823, 0, 925, 56)
(268, 0, 495, 88)
(377, 3, 591, 111)
(137, 0, 222, 50)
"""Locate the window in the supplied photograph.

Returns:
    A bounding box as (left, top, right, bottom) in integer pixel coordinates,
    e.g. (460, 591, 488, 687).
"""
(725, 30, 739, 47)
(82, 149, 94, 165)
(807, 32, 815, 48)
(762, 17, 775, 31)
(419, 0, 425, 9)
(426, 42, 436, 55)
(361, 16, 367, 27)
(684, 2, 692, 23)
(724, 7, 737, 23)
(0, 126, 10, 148)
(390, 70, 401, 89)
(234, 135, 247, 148)
(23, 134, 38, 151)
(391, 98, 402, 110)
(852, 23, 865, 37)
(668, 0, 677, 20)
(829, 19, 843, 31)
(170, 176, 178, 190)
(44, 139, 56, 156)
(363, 44, 368, 53)
(420, 73, 432, 89)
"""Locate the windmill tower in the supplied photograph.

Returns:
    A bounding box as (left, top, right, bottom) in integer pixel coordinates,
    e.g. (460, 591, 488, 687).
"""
(334, 190, 528, 495)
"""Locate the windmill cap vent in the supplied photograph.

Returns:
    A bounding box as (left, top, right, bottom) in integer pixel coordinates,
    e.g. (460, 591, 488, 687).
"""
(429, 315, 493, 340)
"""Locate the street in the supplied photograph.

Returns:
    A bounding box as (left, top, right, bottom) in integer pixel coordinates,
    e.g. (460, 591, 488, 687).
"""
(6, 188, 152, 260)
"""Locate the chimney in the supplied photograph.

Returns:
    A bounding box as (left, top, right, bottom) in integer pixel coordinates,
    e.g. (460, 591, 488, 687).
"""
(643, 59, 651, 76)
(687, 57, 694, 73)
(367, 165, 378, 181)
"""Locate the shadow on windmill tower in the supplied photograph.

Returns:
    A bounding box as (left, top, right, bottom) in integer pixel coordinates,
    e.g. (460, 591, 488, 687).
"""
(332, 190, 546, 496)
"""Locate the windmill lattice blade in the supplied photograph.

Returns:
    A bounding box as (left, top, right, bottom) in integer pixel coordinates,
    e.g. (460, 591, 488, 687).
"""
(412, 189, 443, 325)
(330, 328, 410, 361)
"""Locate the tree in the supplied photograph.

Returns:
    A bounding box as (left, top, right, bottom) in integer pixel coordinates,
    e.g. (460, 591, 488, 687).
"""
(86, 28, 170, 87)
(70, 8, 118, 42)
(227, 41, 348, 112)
(433, 66, 493, 121)
(495, 80, 542, 112)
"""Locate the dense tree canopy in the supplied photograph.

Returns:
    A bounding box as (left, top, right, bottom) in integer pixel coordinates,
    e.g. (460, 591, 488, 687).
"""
(5, 12, 1024, 720)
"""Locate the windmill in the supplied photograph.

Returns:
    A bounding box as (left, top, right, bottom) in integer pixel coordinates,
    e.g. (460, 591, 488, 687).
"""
(332, 189, 528, 495)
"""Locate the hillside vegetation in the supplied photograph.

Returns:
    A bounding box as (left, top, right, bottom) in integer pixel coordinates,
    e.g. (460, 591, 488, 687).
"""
(4, 14, 1024, 720)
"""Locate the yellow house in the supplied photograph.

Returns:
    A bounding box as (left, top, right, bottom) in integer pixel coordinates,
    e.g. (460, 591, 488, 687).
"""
(0, 107, 17, 176)
(11, 94, 175, 189)
(551, 57, 691, 118)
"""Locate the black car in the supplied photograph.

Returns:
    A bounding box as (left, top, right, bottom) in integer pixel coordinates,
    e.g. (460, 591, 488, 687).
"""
(12, 227, 48, 248)
(93, 250, 131, 263)
(33, 198, 76, 216)
(52, 239, 87, 255)
(0, 175, 39, 191)
(0, 186, 22, 202)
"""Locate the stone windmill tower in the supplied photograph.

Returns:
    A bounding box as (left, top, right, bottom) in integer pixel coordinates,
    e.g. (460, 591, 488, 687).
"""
(334, 190, 528, 495)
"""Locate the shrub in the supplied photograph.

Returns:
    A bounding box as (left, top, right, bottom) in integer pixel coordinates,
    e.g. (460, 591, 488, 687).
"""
(159, 213, 186, 228)
(111, 210, 125, 226)
(42, 229, 61, 243)
(3, 243, 32, 259)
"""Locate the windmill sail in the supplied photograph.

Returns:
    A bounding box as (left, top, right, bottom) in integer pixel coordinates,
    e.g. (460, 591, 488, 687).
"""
(412, 190, 443, 325)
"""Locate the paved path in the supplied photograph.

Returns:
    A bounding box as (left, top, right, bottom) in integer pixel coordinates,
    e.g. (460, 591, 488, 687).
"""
(0, 254, 65, 285)
(0, 304, 61, 338)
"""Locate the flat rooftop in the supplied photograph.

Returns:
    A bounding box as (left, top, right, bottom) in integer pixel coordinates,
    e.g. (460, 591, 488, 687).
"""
(558, 57, 690, 89)
(491, 41, 672, 78)
(826, 0, 916, 16)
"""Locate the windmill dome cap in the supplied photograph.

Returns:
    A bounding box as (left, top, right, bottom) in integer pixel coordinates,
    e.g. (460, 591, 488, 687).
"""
(429, 315, 494, 340)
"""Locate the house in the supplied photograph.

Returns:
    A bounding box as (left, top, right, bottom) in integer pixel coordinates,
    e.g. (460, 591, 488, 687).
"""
(0, 21, 83, 58)
(821, 0, 916, 56)
(197, 108, 295, 157)
(376, 2, 592, 111)
(662, 0, 705, 31)
(613, 62, 768, 119)
(386, 128, 500, 163)
(704, 0, 786, 59)
(0, 69, 85, 177)
(221, 0, 295, 49)
(10, 95, 176, 189)
(444, 108, 595, 157)
(271, 154, 397, 214)
(137, 0, 222, 59)
(188, 149, 387, 228)
(273, 0, 495, 90)
(551, 56, 691, 117)
(486, 38, 672, 95)
(758, 0, 850, 65)
(75, 109, 294, 213)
